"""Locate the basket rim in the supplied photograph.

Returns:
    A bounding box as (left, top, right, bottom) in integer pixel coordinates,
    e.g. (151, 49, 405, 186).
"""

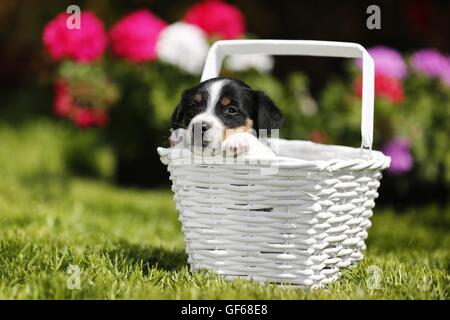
(157, 138, 390, 172)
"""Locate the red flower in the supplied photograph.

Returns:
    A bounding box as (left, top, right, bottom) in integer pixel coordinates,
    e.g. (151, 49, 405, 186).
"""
(53, 81, 109, 128)
(309, 130, 328, 144)
(184, 0, 245, 40)
(54, 81, 75, 117)
(354, 73, 404, 104)
(42, 11, 107, 62)
(72, 107, 109, 128)
(110, 9, 167, 62)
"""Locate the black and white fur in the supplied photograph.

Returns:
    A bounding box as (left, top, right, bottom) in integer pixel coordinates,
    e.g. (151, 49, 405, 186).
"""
(170, 77, 283, 157)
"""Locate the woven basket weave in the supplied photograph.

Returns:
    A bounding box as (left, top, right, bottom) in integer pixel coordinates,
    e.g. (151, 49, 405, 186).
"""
(158, 40, 391, 287)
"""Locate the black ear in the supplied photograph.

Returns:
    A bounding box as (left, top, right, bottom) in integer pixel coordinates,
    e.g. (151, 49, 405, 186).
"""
(171, 104, 183, 129)
(256, 90, 283, 133)
(171, 88, 192, 129)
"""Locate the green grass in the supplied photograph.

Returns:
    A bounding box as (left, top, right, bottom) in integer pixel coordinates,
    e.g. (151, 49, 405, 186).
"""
(0, 119, 448, 299)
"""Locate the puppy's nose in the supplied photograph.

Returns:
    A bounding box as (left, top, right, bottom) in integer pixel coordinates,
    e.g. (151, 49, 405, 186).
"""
(191, 121, 211, 135)
(201, 122, 211, 133)
(191, 122, 212, 147)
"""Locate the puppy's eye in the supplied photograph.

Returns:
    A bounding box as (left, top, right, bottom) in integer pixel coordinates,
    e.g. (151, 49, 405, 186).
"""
(224, 105, 239, 115)
(187, 102, 197, 110)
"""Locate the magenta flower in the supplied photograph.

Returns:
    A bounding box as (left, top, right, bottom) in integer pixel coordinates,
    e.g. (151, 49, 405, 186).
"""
(355, 46, 407, 79)
(110, 9, 167, 62)
(441, 58, 450, 87)
(383, 138, 413, 175)
(42, 11, 107, 62)
(184, 0, 245, 40)
(410, 49, 450, 78)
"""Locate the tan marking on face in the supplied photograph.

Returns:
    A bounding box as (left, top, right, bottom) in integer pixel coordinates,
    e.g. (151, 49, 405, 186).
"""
(223, 118, 254, 140)
(194, 94, 202, 103)
(221, 96, 231, 106)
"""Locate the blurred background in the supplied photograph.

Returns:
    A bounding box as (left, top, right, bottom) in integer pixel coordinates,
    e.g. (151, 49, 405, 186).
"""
(0, 0, 449, 206)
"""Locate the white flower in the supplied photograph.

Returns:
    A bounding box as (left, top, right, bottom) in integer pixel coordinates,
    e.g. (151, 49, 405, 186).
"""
(299, 96, 318, 116)
(156, 22, 209, 75)
(226, 54, 274, 73)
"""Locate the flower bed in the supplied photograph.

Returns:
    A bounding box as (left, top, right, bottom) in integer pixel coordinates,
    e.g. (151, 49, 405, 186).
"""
(42, 1, 450, 196)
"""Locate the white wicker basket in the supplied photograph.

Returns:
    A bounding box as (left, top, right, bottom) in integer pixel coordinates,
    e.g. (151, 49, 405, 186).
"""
(158, 40, 390, 287)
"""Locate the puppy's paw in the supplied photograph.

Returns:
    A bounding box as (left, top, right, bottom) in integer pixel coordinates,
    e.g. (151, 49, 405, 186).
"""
(169, 128, 186, 148)
(222, 132, 276, 158)
(221, 132, 252, 158)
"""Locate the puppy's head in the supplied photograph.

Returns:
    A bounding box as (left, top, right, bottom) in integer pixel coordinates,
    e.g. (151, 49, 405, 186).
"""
(170, 77, 283, 150)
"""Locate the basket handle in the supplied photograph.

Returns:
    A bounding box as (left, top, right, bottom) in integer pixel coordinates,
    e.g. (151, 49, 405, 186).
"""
(201, 40, 374, 149)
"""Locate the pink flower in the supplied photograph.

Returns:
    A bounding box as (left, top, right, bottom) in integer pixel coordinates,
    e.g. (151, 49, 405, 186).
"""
(42, 11, 107, 62)
(410, 49, 449, 78)
(383, 138, 413, 175)
(441, 58, 450, 87)
(110, 9, 167, 62)
(410, 49, 450, 87)
(355, 46, 407, 79)
(184, 0, 245, 40)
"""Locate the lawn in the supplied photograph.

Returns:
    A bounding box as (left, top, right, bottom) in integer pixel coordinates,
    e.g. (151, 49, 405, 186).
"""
(0, 119, 448, 299)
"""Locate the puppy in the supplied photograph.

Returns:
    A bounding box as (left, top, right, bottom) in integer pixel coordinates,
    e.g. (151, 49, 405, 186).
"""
(169, 77, 283, 158)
